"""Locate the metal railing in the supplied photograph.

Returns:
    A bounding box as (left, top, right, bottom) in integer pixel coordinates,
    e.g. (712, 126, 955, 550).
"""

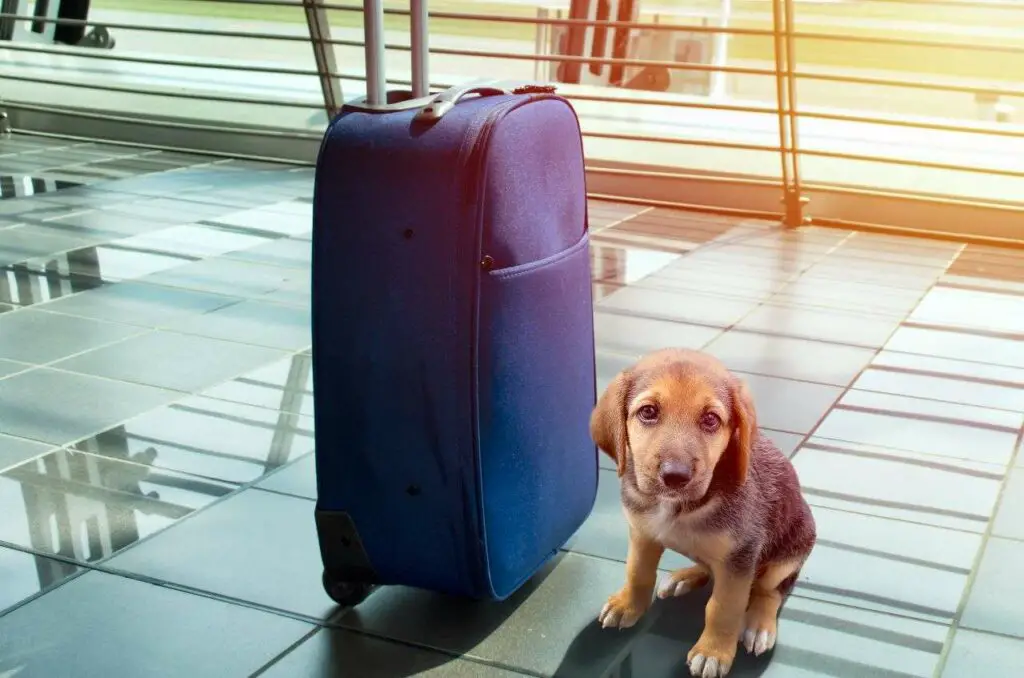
(2, 0, 1023, 242)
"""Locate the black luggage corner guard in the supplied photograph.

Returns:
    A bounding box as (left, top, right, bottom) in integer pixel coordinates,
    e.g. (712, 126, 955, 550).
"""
(315, 509, 379, 585)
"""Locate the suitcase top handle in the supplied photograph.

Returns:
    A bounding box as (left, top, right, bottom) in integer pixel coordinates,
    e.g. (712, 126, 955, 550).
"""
(413, 86, 512, 122)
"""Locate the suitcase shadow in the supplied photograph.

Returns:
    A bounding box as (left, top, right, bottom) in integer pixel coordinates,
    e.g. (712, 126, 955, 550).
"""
(332, 553, 565, 677)
(553, 586, 773, 678)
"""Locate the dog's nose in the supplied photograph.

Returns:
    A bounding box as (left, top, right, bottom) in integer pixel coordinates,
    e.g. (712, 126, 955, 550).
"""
(659, 460, 692, 490)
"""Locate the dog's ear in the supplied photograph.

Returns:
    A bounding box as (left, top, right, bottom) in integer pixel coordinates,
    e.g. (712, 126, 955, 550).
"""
(726, 377, 757, 485)
(590, 370, 631, 477)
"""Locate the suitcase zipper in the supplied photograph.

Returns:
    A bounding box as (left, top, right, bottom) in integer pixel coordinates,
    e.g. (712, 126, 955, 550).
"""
(461, 92, 562, 597)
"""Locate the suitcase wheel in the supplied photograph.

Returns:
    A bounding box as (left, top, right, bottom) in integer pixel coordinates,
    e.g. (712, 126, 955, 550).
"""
(322, 570, 374, 607)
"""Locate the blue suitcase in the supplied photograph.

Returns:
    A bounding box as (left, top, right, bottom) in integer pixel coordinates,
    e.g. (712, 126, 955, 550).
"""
(311, 0, 598, 606)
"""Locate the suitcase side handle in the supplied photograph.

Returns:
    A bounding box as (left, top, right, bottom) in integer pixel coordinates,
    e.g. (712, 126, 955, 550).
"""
(413, 85, 512, 122)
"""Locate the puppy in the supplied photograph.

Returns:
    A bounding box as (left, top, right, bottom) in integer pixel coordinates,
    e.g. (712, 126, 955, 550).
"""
(592, 348, 816, 678)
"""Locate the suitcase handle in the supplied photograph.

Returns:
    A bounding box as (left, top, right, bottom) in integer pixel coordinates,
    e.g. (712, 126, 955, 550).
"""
(413, 85, 512, 123)
(364, 0, 429, 106)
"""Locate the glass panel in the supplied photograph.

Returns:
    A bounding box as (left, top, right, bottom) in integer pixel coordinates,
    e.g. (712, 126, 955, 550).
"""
(789, 0, 1024, 207)
(3, 0, 327, 134)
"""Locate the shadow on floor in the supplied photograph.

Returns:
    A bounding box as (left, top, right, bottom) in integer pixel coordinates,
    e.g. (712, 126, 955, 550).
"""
(329, 554, 565, 677)
(554, 585, 774, 678)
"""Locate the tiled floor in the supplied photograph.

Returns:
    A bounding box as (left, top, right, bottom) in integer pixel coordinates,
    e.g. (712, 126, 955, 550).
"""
(1, 133, 1022, 677)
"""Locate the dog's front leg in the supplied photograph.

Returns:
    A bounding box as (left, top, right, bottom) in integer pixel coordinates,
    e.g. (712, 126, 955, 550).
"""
(687, 563, 753, 678)
(598, 526, 664, 629)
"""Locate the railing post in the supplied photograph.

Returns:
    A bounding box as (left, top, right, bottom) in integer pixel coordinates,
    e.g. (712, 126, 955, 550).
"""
(771, 0, 807, 227)
(302, 0, 344, 119)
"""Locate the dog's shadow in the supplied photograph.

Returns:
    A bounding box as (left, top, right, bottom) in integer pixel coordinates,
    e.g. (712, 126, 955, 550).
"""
(553, 586, 774, 678)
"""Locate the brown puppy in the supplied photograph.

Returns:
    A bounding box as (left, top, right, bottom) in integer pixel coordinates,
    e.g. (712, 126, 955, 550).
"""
(592, 348, 816, 678)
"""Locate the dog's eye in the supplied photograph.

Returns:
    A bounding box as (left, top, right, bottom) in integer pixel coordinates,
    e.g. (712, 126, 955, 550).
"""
(637, 404, 659, 422)
(700, 411, 722, 432)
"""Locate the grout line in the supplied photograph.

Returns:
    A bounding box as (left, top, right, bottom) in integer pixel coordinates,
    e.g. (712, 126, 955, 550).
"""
(247, 626, 324, 678)
(589, 205, 654, 235)
(932, 426, 1024, 678)
(786, 245, 964, 467)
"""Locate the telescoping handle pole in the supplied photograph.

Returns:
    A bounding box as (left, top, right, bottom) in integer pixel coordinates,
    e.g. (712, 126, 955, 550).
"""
(410, 0, 429, 98)
(363, 0, 430, 106)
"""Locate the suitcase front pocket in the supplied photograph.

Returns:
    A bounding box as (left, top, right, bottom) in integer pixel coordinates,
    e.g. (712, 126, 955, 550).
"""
(475, 231, 598, 599)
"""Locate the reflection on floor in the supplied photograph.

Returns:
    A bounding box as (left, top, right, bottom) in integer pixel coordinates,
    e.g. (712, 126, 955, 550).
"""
(1, 133, 1023, 677)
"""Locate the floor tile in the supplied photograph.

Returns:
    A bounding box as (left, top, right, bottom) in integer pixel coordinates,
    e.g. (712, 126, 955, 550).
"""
(258, 628, 526, 678)
(764, 596, 945, 678)
(588, 200, 646, 230)
(769, 276, 926, 317)
(594, 311, 722, 356)
(0, 545, 81, 613)
(256, 452, 316, 499)
(590, 243, 682, 286)
(0, 570, 312, 678)
(199, 353, 314, 417)
(72, 395, 314, 485)
(735, 303, 901, 348)
(628, 594, 947, 678)
(740, 372, 843, 434)
(794, 440, 1003, 533)
(870, 349, 1024, 389)
(908, 286, 1024, 334)
(222, 237, 311, 269)
(0, 447, 233, 561)
(682, 242, 822, 273)
(853, 365, 1024, 412)
(812, 401, 1020, 467)
(598, 285, 761, 328)
(798, 506, 980, 622)
(259, 276, 310, 307)
(832, 234, 960, 267)
(885, 325, 1024, 369)
(567, 469, 691, 571)
(803, 257, 942, 290)
(15, 242, 193, 285)
(122, 223, 270, 259)
(39, 281, 239, 327)
(838, 388, 1022, 431)
(0, 358, 29, 380)
(961, 537, 1024, 637)
(0, 367, 180, 445)
(139, 256, 303, 298)
(211, 201, 312, 237)
(942, 629, 1024, 677)
(107, 488, 336, 619)
(0, 434, 53, 473)
(639, 261, 786, 300)
(42, 207, 172, 238)
(992, 467, 1024, 541)
(168, 299, 312, 351)
(0, 308, 143, 364)
(1, 255, 109, 308)
(54, 330, 286, 392)
(704, 329, 875, 386)
(0, 225, 92, 267)
(763, 429, 804, 457)
(339, 551, 654, 678)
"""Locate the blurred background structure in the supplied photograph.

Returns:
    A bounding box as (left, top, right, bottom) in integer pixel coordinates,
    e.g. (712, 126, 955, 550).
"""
(2, 0, 1023, 241)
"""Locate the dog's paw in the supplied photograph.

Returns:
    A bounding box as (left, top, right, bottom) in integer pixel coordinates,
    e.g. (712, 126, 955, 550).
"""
(742, 593, 779, 656)
(687, 632, 737, 678)
(598, 589, 650, 630)
(741, 606, 778, 655)
(657, 565, 710, 599)
(741, 627, 776, 656)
